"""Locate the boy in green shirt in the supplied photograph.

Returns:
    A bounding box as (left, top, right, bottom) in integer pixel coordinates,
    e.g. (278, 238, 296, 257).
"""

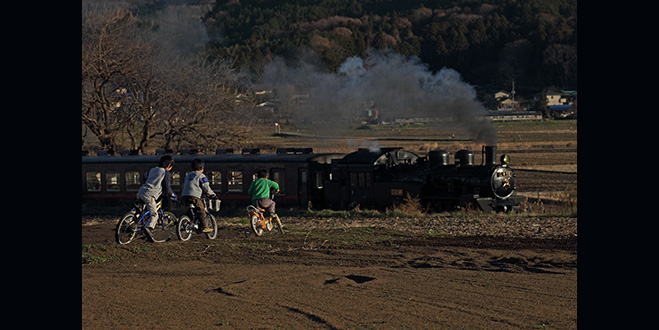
(248, 169, 279, 217)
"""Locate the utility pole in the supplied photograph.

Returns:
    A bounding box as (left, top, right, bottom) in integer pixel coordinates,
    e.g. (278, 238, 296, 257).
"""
(510, 80, 516, 111)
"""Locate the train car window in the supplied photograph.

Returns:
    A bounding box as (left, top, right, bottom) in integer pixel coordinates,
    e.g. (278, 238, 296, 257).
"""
(106, 171, 121, 191)
(350, 172, 372, 188)
(207, 171, 222, 192)
(86, 172, 101, 191)
(270, 169, 284, 194)
(125, 171, 141, 191)
(228, 170, 243, 192)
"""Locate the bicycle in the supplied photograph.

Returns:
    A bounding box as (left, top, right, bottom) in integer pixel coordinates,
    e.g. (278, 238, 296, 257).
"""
(247, 205, 284, 236)
(115, 197, 178, 244)
(177, 196, 220, 241)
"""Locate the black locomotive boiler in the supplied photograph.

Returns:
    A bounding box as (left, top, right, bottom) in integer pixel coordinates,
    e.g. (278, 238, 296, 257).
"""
(81, 145, 523, 212)
(322, 145, 523, 212)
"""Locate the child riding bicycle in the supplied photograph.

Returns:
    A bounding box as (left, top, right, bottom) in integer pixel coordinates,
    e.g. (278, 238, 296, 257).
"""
(248, 169, 279, 218)
(181, 158, 218, 233)
(137, 155, 175, 233)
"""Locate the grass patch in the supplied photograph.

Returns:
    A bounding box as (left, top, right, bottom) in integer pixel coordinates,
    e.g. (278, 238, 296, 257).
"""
(297, 226, 416, 249)
(304, 189, 576, 219)
(305, 193, 425, 219)
(82, 244, 120, 264)
(304, 208, 382, 219)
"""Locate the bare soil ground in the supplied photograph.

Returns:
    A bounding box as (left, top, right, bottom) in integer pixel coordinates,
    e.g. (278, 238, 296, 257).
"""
(82, 215, 577, 329)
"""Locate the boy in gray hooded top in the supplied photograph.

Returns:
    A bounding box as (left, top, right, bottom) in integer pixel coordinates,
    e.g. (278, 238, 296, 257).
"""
(181, 158, 218, 232)
(137, 155, 175, 231)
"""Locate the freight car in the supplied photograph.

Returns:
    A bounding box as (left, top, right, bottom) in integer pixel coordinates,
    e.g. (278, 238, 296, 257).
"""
(81, 146, 523, 212)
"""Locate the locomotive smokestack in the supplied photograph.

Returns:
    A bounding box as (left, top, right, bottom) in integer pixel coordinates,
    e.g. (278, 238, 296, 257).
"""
(484, 145, 496, 165)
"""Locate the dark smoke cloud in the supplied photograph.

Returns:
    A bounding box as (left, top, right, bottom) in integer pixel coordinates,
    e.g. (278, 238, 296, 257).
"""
(262, 50, 496, 145)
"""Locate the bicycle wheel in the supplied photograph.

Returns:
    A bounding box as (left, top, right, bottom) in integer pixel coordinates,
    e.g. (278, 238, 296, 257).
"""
(273, 214, 284, 234)
(205, 214, 218, 239)
(177, 215, 194, 241)
(249, 214, 264, 237)
(150, 211, 177, 243)
(116, 212, 138, 244)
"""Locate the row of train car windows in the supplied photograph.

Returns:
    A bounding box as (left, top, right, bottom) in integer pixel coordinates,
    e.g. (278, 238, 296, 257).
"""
(85, 170, 285, 193)
(86, 170, 239, 193)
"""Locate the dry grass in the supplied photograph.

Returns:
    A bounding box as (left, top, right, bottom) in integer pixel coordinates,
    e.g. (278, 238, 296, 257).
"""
(387, 192, 425, 217)
(517, 190, 577, 216)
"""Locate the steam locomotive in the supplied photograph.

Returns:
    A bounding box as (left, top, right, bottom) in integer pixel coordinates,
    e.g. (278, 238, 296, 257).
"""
(82, 145, 522, 212)
(321, 145, 522, 212)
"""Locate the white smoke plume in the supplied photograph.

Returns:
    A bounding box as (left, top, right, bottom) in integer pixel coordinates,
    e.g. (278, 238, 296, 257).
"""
(262, 50, 496, 145)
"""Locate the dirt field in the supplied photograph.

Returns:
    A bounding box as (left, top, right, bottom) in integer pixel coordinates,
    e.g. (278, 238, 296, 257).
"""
(82, 215, 577, 329)
(83, 120, 577, 329)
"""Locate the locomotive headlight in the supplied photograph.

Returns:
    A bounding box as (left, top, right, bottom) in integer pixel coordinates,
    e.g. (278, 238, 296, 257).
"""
(500, 154, 510, 165)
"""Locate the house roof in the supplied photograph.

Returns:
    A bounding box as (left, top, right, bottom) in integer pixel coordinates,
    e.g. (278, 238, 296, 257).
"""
(548, 104, 572, 110)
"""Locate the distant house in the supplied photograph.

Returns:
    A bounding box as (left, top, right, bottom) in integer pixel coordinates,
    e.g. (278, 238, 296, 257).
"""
(494, 90, 518, 110)
(540, 90, 577, 118)
(497, 97, 517, 110)
(531, 90, 576, 106)
(545, 90, 565, 106)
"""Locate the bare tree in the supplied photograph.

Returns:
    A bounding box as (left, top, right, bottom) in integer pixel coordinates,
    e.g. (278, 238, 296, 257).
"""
(82, 2, 162, 153)
(82, 3, 138, 152)
(82, 1, 257, 154)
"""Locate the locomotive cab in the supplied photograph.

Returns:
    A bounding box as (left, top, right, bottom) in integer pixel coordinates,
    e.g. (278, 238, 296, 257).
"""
(323, 148, 421, 210)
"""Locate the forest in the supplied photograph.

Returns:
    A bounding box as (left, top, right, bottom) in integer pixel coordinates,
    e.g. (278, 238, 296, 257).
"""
(202, 0, 577, 93)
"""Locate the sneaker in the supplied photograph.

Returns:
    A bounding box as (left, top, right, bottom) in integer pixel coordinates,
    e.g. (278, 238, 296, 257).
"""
(202, 227, 214, 233)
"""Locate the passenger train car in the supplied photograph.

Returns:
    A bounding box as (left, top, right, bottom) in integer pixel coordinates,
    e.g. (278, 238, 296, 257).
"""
(82, 148, 343, 209)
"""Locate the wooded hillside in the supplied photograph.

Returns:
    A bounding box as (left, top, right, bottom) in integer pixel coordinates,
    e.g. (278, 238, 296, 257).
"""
(203, 0, 577, 92)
